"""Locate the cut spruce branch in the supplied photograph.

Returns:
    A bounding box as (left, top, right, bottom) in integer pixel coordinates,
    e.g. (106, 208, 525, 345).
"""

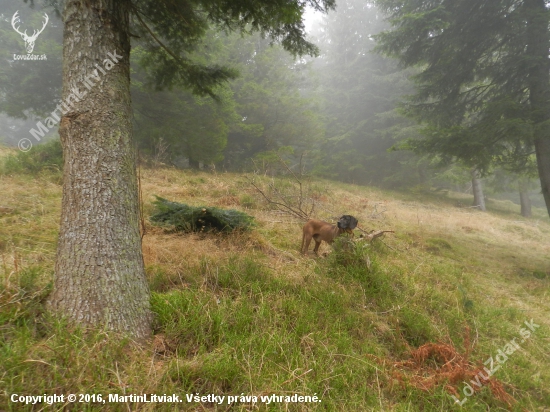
(150, 197, 255, 232)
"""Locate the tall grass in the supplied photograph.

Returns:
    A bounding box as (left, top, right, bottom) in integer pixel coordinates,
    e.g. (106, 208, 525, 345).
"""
(0, 161, 549, 411)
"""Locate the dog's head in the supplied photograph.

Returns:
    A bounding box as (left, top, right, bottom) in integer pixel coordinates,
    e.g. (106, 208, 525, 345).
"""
(337, 215, 358, 230)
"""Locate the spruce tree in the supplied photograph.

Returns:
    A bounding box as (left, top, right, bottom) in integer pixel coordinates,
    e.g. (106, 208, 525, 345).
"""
(48, 0, 335, 339)
(375, 0, 550, 216)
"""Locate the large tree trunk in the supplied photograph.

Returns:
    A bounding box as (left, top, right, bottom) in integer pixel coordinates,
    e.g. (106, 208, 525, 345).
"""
(526, 0, 550, 218)
(519, 179, 532, 218)
(471, 168, 486, 211)
(534, 138, 550, 216)
(48, 0, 151, 339)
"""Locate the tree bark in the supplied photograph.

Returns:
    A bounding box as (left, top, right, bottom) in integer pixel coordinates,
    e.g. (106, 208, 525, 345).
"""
(525, 0, 550, 218)
(519, 180, 532, 218)
(48, 0, 151, 339)
(471, 168, 486, 211)
(533, 130, 550, 217)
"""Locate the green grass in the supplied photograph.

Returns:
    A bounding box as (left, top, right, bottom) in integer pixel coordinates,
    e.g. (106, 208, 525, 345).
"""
(1, 162, 549, 411)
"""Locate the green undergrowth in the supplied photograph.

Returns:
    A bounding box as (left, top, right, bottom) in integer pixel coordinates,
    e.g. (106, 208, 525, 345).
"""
(0, 139, 63, 179)
(1, 164, 549, 411)
(2, 244, 548, 411)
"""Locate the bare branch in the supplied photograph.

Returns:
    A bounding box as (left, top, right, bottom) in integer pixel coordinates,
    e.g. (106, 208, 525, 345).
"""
(246, 176, 310, 221)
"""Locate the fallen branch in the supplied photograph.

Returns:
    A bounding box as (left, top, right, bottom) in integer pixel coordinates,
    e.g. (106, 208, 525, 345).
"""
(150, 197, 255, 232)
(363, 230, 395, 241)
(355, 227, 395, 242)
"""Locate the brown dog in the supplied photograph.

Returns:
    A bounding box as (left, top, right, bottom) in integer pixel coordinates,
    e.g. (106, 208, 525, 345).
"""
(301, 215, 358, 255)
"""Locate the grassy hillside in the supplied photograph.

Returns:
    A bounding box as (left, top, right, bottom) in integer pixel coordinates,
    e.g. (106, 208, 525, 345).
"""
(1, 149, 549, 411)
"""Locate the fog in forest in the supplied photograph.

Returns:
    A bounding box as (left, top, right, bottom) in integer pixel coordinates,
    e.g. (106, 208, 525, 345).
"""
(0, 0, 547, 212)
(2, 1, 550, 409)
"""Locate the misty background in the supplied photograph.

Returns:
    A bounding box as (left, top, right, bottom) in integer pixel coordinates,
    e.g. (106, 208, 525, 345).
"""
(0, 0, 545, 211)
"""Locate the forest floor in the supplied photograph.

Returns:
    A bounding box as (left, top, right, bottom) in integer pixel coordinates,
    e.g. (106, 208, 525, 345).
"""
(1, 146, 549, 411)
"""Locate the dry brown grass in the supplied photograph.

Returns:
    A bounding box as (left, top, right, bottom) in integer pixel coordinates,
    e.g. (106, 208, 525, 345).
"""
(136, 167, 550, 325)
(0, 145, 16, 157)
(2, 157, 550, 410)
(2, 162, 549, 300)
(2, 161, 546, 289)
(0, 173, 61, 273)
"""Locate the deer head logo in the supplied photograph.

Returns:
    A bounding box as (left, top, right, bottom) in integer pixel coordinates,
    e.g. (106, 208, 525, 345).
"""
(11, 11, 49, 54)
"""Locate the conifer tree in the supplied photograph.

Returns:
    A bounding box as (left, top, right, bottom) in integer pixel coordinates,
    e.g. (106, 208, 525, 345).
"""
(48, 0, 335, 339)
(375, 0, 550, 216)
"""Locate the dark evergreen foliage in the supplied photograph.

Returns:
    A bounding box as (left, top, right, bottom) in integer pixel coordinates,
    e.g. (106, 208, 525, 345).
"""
(131, 0, 336, 96)
(374, 0, 550, 214)
(150, 196, 255, 232)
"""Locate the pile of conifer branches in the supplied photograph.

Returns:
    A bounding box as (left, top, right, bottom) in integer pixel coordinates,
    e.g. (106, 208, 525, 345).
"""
(150, 197, 254, 233)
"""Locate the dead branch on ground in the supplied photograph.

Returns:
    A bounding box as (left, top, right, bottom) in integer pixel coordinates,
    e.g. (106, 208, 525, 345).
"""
(360, 230, 395, 242)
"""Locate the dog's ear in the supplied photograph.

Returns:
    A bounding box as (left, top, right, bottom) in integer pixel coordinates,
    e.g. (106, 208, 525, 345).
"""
(349, 216, 358, 229)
